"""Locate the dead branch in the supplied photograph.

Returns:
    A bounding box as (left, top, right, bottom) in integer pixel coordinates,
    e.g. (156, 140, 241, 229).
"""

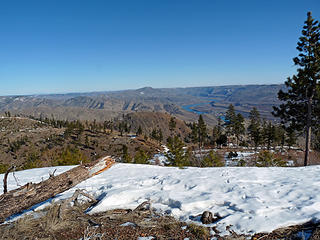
(133, 201, 151, 212)
(127, 200, 153, 216)
(59, 189, 97, 219)
(49, 169, 57, 178)
(3, 166, 15, 194)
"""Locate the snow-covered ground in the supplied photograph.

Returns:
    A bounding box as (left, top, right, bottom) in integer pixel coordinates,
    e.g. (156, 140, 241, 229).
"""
(1, 164, 320, 236)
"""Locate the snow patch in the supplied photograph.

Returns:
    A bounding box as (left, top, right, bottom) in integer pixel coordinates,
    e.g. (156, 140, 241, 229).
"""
(2, 164, 320, 235)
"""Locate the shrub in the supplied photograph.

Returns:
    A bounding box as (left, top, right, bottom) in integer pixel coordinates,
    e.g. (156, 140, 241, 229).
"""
(256, 151, 286, 167)
(23, 151, 41, 169)
(121, 144, 132, 163)
(237, 159, 246, 167)
(9, 136, 28, 152)
(55, 146, 88, 166)
(203, 151, 224, 167)
(187, 223, 210, 239)
(134, 150, 149, 164)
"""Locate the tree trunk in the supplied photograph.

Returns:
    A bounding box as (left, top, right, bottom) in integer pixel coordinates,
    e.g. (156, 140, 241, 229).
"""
(304, 98, 312, 166)
(0, 156, 115, 223)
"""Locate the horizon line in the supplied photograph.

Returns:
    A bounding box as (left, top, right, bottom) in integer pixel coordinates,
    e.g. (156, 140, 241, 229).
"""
(0, 82, 284, 97)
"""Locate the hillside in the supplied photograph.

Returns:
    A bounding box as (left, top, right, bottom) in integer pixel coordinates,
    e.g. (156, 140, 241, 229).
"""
(0, 117, 162, 171)
(122, 112, 191, 141)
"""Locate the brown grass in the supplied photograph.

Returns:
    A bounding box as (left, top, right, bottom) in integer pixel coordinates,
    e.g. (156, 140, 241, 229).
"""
(0, 201, 201, 240)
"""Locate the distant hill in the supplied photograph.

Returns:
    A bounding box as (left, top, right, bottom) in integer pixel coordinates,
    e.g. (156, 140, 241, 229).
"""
(0, 84, 285, 125)
(121, 112, 191, 141)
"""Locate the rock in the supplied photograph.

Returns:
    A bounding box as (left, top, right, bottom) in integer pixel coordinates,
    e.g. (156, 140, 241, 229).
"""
(200, 211, 213, 224)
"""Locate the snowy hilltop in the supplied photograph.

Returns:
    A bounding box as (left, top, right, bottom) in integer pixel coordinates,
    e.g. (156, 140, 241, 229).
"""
(1, 163, 320, 236)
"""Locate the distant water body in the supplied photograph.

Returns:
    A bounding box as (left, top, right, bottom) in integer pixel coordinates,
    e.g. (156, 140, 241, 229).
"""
(181, 102, 210, 115)
(181, 100, 226, 122)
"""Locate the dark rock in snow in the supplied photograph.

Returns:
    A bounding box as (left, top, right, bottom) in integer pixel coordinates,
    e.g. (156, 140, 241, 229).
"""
(200, 211, 213, 224)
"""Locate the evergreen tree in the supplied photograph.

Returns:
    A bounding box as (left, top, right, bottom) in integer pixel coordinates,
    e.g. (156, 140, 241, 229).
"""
(211, 125, 221, 147)
(234, 113, 245, 145)
(136, 125, 143, 136)
(314, 128, 320, 151)
(134, 149, 149, 164)
(169, 116, 176, 133)
(286, 128, 297, 149)
(118, 122, 124, 136)
(158, 128, 163, 143)
(273, 12, 320, 165)
(202, 151, 224, 167)
(190, 122, 198, 144)
(248, 107, 261, 149)
(165, 135, 186, 166)
(121, 144, 131, 163)
(260, 119, 268, 147)
(150, 128, 163, 143)
(275, 125, 286, 149)
(216, 134, 227, 146)
(151, 128, 158, 140)
(197, 115, 207, 147)
(225, 104, 236, 137)
(261, 121, 275, 150)
(85, 135, 90, 147)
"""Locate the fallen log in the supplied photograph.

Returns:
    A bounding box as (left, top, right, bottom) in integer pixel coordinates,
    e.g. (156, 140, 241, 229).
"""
(0, 156, 115, 223)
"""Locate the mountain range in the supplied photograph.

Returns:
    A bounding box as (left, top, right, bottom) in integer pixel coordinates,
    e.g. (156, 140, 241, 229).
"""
(0, 84, 285, 125)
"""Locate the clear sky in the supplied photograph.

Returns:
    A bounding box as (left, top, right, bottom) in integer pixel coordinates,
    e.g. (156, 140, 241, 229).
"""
(0, 0, 319, 96)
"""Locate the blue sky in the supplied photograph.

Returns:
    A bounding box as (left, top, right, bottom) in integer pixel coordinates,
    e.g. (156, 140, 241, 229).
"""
(0, 0, 319, 95)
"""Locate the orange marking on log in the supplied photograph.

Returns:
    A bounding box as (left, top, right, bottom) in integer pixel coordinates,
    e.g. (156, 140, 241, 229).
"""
(93, 158, 116, 176)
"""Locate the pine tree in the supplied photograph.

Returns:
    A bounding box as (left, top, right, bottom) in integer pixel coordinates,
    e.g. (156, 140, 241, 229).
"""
(286, 128, 297, 149)
(134, 150, 149, 164)
(158, 128, 163, 143)
(190, 122, 198, 144)
(274, 125, 286, 149)
(165, 135, 186, 166)
(202, 151, 224, 167)
(136, 125, 143, 136)
(273, 12, 320, 165)
(169, 116, 176, 133)
(211, 125, 221, 147)
(225, 104, 236, 137)
(85, 135, 90, 147)
(265, 121, 275, 150)
(121, 144, 131, 163)
(248, 107, 261, 149)
(151, 128, 158, 140)
(150, 128, 163, 143)
(314, 128, 320, 151)
(197, 115, 207, 147)
(118, 122, 124, 136)
(234, 113, 245, 145)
